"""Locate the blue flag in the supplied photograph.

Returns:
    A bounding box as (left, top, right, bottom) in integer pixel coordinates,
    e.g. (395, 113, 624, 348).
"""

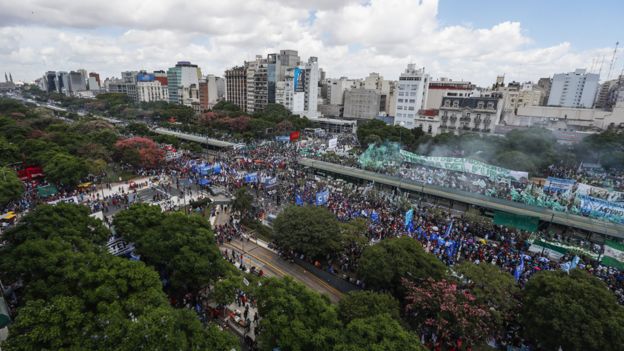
(213, 164, 222, 174)
(244, 172, 258, 183)
(371, 211, 379, 223)
(315, 189, 329, 206)
(295, 194, 304, 206)
(514, 255, 525, 282)
(444, 220, 453, 238)
(404, 209, 414, 232)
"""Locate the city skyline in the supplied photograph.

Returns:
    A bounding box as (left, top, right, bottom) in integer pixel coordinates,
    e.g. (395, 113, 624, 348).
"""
(1, 0, 622, 85)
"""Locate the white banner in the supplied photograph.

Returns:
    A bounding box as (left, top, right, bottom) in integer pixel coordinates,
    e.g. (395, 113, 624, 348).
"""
(328, 137, 338, 150)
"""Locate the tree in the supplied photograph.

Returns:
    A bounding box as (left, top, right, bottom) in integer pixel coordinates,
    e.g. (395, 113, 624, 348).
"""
(114, 205, 228, 296)
(114, 137, 164, 168)
(404, 278, 493, 349)
(255, 277, 341, 351)
(454, 262, 519, 331)
(272, 205, 343, 259)
(2, 203, 109, 249)
(42, 152, 88, 186)
(356, 236, 446, 297)
(520, 269, 624, 351)
(338, 291, 401, 324)
(232, 186, 254, 219)
(0, 136, 20, 165)
(335, 314, 425, 351)
(0, 167, 23, 206)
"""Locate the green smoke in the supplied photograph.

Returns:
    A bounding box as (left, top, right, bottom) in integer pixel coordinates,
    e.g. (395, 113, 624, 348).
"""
(358, 142, 402, 169)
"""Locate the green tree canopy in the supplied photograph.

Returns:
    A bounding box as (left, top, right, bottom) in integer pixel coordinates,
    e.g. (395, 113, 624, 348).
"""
(334, 314, 425, 351)
(356, 236, 446, 297)
(42, 152, 88, 186)
(255, 277, 341, 351)
(114, 204, 228, 296)
(0, 167, 24, 206)
(272, 205, 343, 259)
(520, 269, 624, 351)
(337, 291, 401, 324)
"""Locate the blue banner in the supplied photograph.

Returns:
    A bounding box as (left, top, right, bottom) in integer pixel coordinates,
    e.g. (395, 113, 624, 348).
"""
(579, 195, 624, 224)
(213, 164, 222, 175)
(543, 177, 576, 193)
(275, 135, 290, 142)
(315, 189, 329, 206)
(198, 178, 210, 186)
(295, 194, 304, 206)
(371, 210, 379, 223)
(244, 172, 258, 183)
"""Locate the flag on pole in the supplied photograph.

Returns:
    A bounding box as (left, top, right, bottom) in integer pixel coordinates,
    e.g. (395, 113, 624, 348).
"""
(514, 255, 525, 282)
(404, 208, 414, 232)
(289, 131, 300, 142)
(444, 220, 453, 238)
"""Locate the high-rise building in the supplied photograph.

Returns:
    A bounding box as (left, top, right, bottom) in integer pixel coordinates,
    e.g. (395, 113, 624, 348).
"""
(107, 80, 138, 102)
(87, 76, 100, 91)
(68, 71, 87, 93)
(246, 55, 269, 113)
(547, 69, 599, 108)
(57, 71, 70, 95)
(393, 64, 430, 129)
(167, 61, 202, 111)
(343, 88, 380, 119)
(45, 71, 58, 93)
(89, 72, 101, 85)
(302, 57, 319, 118)
(199, 74, 219, 111)
(225, 66, 247, 111)
(122, 71, 138, 84)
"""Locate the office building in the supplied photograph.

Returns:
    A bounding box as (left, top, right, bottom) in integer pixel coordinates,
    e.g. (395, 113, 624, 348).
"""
(135, 72, 168, 102)
(343, 88, 380, 119)
(393, 64, 430, 129)
(167, 61, 201, 111)
(199, 74, 219, 111)
(45, 71, 58, 93)
(225, 66, 247, 111)
(425, 78, 475, 110)
(547, 69, 599, 108)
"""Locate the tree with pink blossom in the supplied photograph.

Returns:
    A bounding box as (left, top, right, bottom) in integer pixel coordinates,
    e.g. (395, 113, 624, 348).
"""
(114, 137, 164, 168)
(403, 278, 493, 350)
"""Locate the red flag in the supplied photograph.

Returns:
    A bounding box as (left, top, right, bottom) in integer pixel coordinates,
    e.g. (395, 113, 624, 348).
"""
(289, 131, 300, 141)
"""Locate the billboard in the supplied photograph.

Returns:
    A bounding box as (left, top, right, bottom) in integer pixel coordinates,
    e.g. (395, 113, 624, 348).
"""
(294, 67, 305, 92)
(137, 73, 155, 82)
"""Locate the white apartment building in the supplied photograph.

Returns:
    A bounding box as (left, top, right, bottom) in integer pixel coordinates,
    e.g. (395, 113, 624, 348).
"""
(425, 78, 475, 110)
(278, 57, 319, 119)
(547, 69, 599, 108)
(393, 64, 429, 129)
(137, 80, 169, 103)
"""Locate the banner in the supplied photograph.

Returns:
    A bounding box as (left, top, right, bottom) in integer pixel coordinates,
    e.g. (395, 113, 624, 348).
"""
(295, 194, 304, 206)
(315, 189, 329, 206)
(543, 177, 576, 193)
(244, 172, 258, 183)
(602, 240, 624, 270)
(328, 137, 338, 150)
(578, 195, 624, 224)
(263, 176, 277, 187)
(275, 135, 290, 143)
(493, 211, 539, 232)
(576, 183, 624, 203)
(212, 164, 222, 175)
(399, 150, 529, 181)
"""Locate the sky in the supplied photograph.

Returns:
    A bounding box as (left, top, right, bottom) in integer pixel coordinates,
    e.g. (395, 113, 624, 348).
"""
(0, 0, 622, 86)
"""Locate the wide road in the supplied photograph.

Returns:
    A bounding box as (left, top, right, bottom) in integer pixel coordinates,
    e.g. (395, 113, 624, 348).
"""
(221, 239, 344, 304)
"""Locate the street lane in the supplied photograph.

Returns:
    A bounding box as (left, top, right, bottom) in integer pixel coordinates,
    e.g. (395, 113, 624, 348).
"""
(222, 239, 344, 304)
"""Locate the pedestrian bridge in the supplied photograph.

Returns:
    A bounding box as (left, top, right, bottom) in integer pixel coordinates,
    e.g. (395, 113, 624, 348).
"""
(298, 158, 624, 239)
(152, 128, 236, 149)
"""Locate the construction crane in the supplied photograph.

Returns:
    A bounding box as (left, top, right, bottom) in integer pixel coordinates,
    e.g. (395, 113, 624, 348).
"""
(606, 41, 619, 80)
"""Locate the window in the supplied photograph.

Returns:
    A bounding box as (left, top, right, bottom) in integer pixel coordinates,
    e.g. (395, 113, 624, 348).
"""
(397, 106, 403, 110)
(444, 100, 450, 107)
(452, 100, 459, 108)
(398, 98, 404, 103)
(487, 102, 494, 109)
(477, 101, 484, 109)
(408, 106, 414, 111)
(428, 125, 432, 133)
(409, 99, 415, 103)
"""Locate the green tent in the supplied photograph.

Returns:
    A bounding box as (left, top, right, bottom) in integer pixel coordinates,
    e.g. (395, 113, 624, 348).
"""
(37, 184, 58, 198)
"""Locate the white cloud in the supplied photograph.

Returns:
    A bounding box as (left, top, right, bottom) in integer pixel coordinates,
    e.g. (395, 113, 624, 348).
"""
(0, 0, 610, 85)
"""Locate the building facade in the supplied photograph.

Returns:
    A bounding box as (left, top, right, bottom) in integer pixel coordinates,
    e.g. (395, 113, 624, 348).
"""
(547, 69, 599, 108)
(167, 62, 201, 111)
(135, 72, 168, 103)
(425, 78, 475, 110)
(199, 74, 219, 111)
(393, 64, 429, 129)
(438, 96, 502, 135)
(343, 88, 380, 119)
(246, 56, 269, 114)
(225, 66, 247, 111)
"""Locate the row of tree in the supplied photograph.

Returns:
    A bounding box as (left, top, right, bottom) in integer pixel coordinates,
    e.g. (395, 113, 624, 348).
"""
(271, 205, 624, 350)
(0, 203, 238, 350)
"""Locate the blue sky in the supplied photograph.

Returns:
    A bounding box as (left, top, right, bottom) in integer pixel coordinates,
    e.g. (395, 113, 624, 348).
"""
(438, 0, 621, 50)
